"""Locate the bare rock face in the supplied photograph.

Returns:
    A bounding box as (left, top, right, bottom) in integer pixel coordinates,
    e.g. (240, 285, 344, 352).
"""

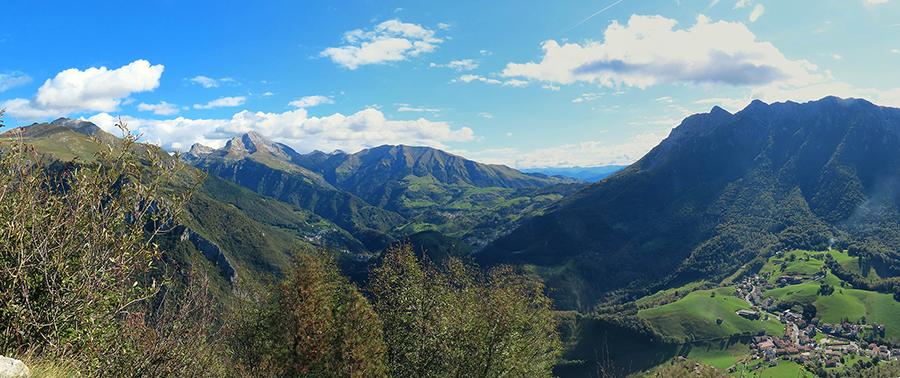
(0, 356, 30, 378)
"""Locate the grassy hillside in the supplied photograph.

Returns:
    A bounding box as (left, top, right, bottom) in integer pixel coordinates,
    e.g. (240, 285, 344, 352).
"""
(639, 287, 785, 342)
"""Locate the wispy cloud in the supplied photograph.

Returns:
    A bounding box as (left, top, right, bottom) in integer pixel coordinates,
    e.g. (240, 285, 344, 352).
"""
(749, 4, 765, 22)
(138, 101, 179, 115)
(0, 72, 32, 92)
(289, 95, 333, 108)
(194, 96, 246, 109)
(555, 0, 625, 36)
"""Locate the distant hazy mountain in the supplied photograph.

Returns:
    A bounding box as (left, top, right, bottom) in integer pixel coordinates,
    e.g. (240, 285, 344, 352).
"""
(522, 166, 628, 182)
(481, 96, 900, 311)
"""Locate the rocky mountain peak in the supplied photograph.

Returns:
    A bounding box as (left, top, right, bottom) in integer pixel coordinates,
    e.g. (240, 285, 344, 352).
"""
(222, 131, 296, 160)
(187, 143, 215, 158)
(50, 117, 101, 136)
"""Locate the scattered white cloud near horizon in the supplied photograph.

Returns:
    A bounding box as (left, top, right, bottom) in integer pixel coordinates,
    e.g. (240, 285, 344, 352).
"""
(479, 112, 493, 118)
(733, 0, 751, 8)
(320, 19, 443, 70)
(138, 101, 179, 115)
(0, 72, 32, 92)
(833, 54, 843, 60)
(1, 60, 163, 119)
(437, 23, 451, 30)
(193, 96, 246, 109)
(457, 129, 672, 168)
(501, 14, 822, 89)
(749, 4, 765, 22)
(289, 95, 333, 108)
(86, 106, 476, 154)
(892, 49, 900, 53)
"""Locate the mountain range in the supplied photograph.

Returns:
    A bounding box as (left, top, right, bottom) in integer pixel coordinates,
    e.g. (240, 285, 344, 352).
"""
(480, 96, 900, 310)
(18, 95, 900, 316)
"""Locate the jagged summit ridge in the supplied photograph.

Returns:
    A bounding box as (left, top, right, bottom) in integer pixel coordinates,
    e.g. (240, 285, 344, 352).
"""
(50, 117, 101, 136)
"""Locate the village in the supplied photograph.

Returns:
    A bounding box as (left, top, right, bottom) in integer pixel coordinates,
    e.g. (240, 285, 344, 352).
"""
(724, 271, 896, 373)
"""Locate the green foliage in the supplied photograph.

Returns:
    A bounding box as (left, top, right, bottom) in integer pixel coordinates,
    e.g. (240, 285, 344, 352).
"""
(231, 249, 387, 378)
(0, 113, 225, 376)
(370, 243, 561, 378)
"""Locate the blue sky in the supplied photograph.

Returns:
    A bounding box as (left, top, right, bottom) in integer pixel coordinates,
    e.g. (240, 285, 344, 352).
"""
(2, 0, 899, 168)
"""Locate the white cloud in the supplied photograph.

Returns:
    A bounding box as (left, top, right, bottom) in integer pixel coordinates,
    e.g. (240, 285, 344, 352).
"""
(320, 19, 443, 69)
(543, 84, 561, 91)
(654, 96, 674, 103)
(394, 7, 403, 12)
(446, 59, 478, 71)
(503, 79, 529, 87)
(86, 107, 475, 153)
(574, 92, 605, 102)
(289, 95, 333, 108)
(832, 54, 842, 60)
(479, 112, 493, 118)
(450, 74, 528, 86)
(892, 49, 900, 53)
(437, 23, 451, 30)
(480, 50, 492, 56)
(398, 106, 439, 112)
(2, 60, 163, 119)
(501, 15, 822, 89)
(749, 4, 765, 22)
(867, 0, 890, 3)
(194, 96, 246, 109)
(137, 101, 179, 115)
(733, 0, 751, 8)
(0, 72, 32, 92)
(188, 75, 219, 88)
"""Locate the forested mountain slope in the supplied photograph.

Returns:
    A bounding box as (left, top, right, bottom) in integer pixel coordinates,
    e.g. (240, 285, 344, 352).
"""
(481, 96, 900, 311)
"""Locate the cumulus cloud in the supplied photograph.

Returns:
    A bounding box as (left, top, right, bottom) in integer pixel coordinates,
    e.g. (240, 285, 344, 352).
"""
(1, 60, 163, 119)
(733, 0, 751, 8)
(138, 101, 180, 115)
(194, 96, 246, 109)
(501, 15, 823, 89)
(87, 107, 475, 154)
(289, 95, 333, 108)
(0, 72, 32, 92)
(320, 19, 443, 69)
(749, 4, 765, 22)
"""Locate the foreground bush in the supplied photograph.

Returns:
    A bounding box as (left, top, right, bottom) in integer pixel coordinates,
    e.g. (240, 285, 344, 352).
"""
(0, 112, 217, 375)
(370, 244, 562, 378)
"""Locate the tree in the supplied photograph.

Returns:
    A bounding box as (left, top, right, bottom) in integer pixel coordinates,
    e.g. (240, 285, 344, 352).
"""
(0, 113, 201, 365)
(369, 244, 561, 378)
(231, 249, 387, 378)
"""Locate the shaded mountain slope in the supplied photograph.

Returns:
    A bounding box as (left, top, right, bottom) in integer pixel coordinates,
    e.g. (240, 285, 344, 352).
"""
(480, 96, 900, 310)
(185, 135, 405, 249)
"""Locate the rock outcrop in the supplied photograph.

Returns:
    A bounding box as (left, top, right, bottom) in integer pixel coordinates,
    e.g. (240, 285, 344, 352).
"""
(0, 356, 30, 378)
(180, 228, 237, 279)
